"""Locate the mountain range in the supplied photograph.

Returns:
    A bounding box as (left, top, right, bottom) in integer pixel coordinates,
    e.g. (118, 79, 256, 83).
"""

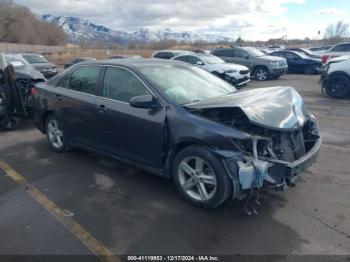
(41, 14, 233, 45)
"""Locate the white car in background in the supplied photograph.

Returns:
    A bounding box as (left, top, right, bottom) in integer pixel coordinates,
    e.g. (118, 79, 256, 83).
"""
(321, 57, 350, 98)
(172, 53, 250, 88)
(319, 42, 350, 65)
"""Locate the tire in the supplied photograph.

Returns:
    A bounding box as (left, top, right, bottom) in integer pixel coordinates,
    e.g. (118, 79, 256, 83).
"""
(254, 67, 270, 81)
(45, 114, 71, 153)
(172, 146, 233, 208)
(1, 117, 19, 130)
(325, 74, 350, 98)
(304, 65, 316, 75)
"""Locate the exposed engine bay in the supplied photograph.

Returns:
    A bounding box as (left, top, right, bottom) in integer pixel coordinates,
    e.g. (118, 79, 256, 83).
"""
(188, 105, 321, 215)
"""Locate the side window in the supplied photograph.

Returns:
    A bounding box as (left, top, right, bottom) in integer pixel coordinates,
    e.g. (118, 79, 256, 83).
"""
(234, 50, 247, 58)
(213, 50, 223, 56)
(69, 66, 100, 95)
(221, 49, 234, 57)
(273, 52, 285, 58)
(103, 67, 149, 103)
(58, 75, 71, 88)
(174, 56, 189, 63)
(285, 53, 298, 60)
(154, 52, 172, 59)
(188, 56, 202, 65)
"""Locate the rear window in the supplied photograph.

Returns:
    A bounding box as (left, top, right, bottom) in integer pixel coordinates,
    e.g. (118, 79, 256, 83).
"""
(154, 52, 173, 59)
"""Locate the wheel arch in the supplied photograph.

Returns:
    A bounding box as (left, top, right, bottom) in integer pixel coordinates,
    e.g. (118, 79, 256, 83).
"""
(165, 139, 209, 178)
(41, 110, 55, 134)
(252, 65, 269, 74)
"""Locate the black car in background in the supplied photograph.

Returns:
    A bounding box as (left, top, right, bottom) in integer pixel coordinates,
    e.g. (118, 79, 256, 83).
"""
(33, 59, 321, 210)
(270, 50, 322, 74)
(22, 53, 58, 79)
(64, 57, 96, 69)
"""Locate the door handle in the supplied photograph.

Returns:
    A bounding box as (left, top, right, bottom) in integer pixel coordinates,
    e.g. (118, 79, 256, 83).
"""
(96, 104, 108, 113)
(55, 94, 62, 101)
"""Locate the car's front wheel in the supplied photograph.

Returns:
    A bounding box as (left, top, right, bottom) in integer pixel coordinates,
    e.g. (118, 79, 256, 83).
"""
(254, 67, 270, 81)
(46, 115, 71, 153)
(172, 146, 232, 208)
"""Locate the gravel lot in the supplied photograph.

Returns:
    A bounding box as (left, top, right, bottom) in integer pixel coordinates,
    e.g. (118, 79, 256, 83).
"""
(0, 74, 349, 260)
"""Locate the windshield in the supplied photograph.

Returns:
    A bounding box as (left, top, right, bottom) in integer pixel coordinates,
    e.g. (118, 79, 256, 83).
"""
(5, 55, 30, 70)
(23, 54, 49, 64)
(138, 64, 236, 105)
(244, 47, 265, 57)
(201, 55, 225, 64)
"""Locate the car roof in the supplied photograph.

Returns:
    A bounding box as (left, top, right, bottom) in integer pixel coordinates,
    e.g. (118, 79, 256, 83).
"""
(73, 58, 187, 68)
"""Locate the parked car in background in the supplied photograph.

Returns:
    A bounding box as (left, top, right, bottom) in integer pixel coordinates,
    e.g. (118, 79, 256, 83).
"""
(64, 57, 96, 69)
(172, 53, 250, 88)
(320, 56, 350, 83)
(4, 53, 46, 81)
(286, 48, 321, 59)
(33, 59, 321, 209)
(309, 45, 333, 52)
(151, 50, 189, 60)
(21, 53, 58, 79)
(108, 55, 143, 59)
(270, 50, 322, 75)
(211, 46, 288, 81)
(319, 42, 350, 65)
(321, 58, 350, 98)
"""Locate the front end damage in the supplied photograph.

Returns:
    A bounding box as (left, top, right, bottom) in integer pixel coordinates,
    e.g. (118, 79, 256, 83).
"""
(186, 87, 321, 214)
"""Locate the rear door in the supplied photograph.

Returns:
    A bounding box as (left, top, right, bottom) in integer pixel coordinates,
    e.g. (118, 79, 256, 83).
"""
(94, 66, 166, 168)
(232, 49, 252, 67)
(218, 49, 236, 63)
(53, 66, 102, 147)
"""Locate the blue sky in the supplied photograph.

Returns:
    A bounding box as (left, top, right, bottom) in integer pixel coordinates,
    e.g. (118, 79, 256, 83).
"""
(14, 0, 350, 40)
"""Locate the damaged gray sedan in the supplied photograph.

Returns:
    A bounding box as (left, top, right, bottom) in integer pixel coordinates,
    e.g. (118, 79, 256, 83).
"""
(33, 59, 321, 212)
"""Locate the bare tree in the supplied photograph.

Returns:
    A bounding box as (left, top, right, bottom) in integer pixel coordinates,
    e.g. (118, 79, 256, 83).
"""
(0, 2, 66, 45)
(324, 21, 349, 44)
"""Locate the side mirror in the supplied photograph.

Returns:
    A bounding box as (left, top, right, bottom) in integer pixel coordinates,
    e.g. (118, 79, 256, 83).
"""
(196, 61, 204, 66)
(129, 95, 162, 109)
(244, 55, 249, 60)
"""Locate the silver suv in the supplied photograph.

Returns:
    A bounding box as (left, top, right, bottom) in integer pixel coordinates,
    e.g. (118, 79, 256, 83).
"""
(211, 47, 288, 81)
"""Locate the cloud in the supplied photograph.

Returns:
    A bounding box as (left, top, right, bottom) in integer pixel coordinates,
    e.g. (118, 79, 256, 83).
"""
(14, 0, 306, 40)
(315, 8, 347, 16)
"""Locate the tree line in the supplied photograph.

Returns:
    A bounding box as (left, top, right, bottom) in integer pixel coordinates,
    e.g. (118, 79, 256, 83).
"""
(0, 0, 66, 46)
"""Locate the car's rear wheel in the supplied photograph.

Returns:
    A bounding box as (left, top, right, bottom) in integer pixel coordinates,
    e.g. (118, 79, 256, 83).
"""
(46, 115, 71, 153)
(172, 146, 232, 208)
(254, 67, 269, 81)
(325, 74, 350, 98)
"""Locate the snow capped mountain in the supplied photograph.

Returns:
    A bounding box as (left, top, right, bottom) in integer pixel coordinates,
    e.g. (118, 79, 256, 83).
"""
(41, 14, 233, 45)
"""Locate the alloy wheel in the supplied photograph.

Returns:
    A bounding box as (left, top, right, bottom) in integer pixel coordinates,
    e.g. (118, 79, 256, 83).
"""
(47, 119, 64, 149)
(255, 69, 268, 81)
(178, 156, 217, 202)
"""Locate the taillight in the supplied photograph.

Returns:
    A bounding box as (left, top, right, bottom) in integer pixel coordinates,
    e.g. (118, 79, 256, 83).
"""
(30, 86, 36, 96)
(322, 55, 330, 65)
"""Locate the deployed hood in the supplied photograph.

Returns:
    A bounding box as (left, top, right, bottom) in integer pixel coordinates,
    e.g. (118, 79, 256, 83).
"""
(186, 86, 308, 131)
